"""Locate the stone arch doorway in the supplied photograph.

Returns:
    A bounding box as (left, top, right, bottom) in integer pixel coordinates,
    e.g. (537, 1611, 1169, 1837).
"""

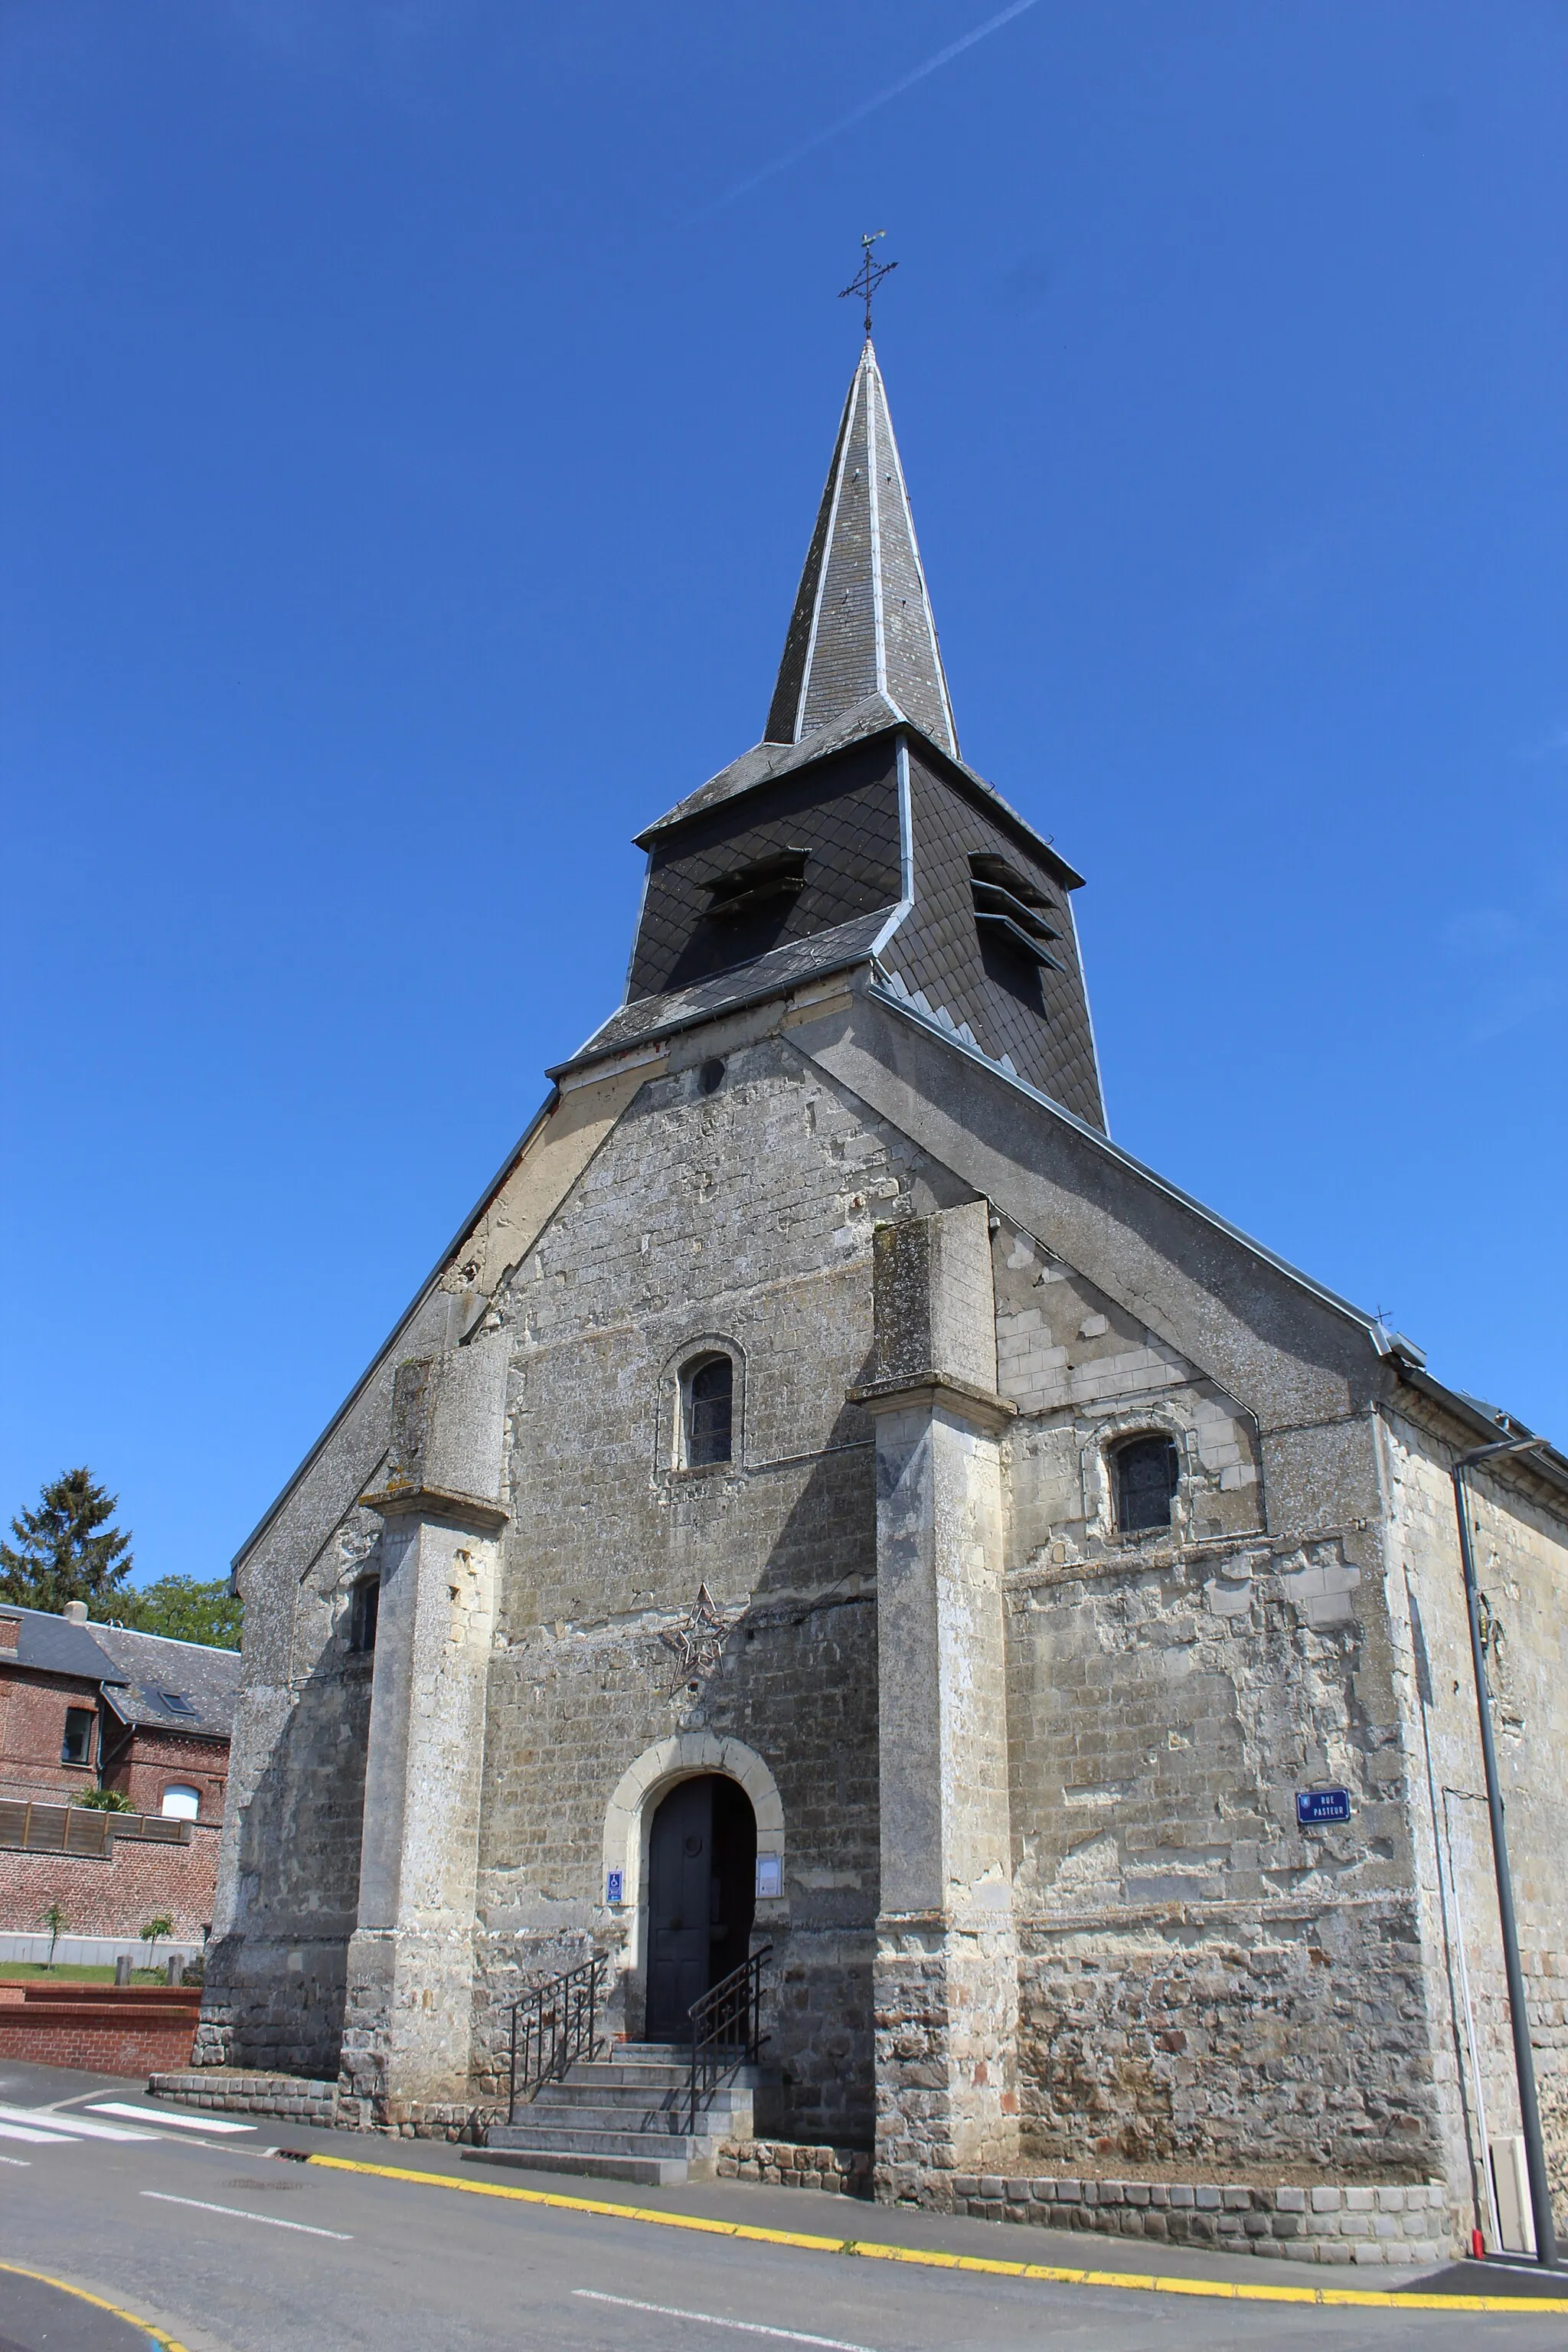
(645, 1775, 756, 2040)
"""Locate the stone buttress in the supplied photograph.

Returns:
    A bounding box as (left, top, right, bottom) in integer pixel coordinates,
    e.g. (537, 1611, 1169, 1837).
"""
(338, 1337, 508, 2112)
(854, 1200, 1021, 2198)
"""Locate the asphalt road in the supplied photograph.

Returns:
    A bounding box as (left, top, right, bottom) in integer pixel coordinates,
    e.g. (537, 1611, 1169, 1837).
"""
(1, 2062, 1563, 2352)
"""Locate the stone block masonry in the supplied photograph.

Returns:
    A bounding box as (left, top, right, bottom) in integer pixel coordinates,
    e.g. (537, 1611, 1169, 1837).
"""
(945, 2171, 1455, 2266)
(205, 937, 1568, 2249)
(149, 2068, 503, 2141)
(718, 2138, 873, 2196)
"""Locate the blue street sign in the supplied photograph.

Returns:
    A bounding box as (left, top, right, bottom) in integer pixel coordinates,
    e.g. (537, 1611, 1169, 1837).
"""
(1296, 1788, 1351, 1826)
(606, 1869, 624, 1904)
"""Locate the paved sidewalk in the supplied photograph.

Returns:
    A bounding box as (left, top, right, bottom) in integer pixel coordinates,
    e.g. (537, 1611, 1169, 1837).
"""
(10, 2058, 1563, 2314)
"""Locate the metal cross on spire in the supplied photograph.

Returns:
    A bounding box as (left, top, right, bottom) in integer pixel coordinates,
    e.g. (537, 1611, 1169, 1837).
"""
(839, 231, 897, 339)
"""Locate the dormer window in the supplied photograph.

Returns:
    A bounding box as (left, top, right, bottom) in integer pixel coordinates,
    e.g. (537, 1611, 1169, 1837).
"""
(682, 1354, 734, 1467)
(969, 852, 1063, 971)
(702, 849, 809, 922)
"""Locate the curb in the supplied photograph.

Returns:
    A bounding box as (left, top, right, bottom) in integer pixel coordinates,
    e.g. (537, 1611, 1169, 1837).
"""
(292, 2152, 1568, 2315)
(0, 2257, 194, 2350)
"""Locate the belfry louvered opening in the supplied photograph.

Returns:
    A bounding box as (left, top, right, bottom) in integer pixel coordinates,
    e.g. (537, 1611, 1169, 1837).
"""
(968, 851, 1064, 972)
(701, 848, 810, 922)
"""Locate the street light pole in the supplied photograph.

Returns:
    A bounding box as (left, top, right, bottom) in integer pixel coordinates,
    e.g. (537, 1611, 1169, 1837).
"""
(1451, 1433, 1558, 2269)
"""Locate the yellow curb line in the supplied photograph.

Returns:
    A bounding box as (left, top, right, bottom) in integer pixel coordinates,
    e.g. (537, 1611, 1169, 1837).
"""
(0, 2256, 194, 2350)
(299, 2152, 1568, 2315)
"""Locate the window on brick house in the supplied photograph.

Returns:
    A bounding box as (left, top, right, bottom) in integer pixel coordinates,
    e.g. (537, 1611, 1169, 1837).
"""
(1114, 1435, 1180, 1534)
(681, 1354, 733, 1468)
(61, 1707, 94, 1766)
(162, 1784, 201, 1820)
(349, 1574, 380, 1653)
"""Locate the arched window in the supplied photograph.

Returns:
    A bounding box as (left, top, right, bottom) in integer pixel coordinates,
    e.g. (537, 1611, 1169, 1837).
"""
(161, 1785, 201, 1820)
(682, 1354, 733, 1468)
(1115, 1434, 1180, 1534)
(349, 1574, 380, 1653)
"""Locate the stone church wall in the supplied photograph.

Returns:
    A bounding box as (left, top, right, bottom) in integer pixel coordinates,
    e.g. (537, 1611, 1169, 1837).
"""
(1378, 1403, 1568, 2243)
(197, 1501, 382, 2077)
(991, 1208, 1451, 2187)
(1004, 1534, 1444, 2184)
(468, 1034, 950, 2145)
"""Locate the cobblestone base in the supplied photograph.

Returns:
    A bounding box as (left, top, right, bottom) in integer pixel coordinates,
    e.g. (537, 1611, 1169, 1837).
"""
(149, 2069, 502, 2142)
(717, 2138, 873, 2197)
(150, 2070, 338, 2127)
(944, 2172, 1455, 2265)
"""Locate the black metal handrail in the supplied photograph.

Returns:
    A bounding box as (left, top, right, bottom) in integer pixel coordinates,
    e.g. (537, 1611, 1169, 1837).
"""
(686, 1944, 771, 2135)
(508, 1954, 606, 2123)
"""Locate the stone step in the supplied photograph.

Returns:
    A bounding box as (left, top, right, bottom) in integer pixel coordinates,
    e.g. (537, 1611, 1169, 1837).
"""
(550, 2065, 692, 2092)
(531, 2079, 753, 2118)
(467, 2147, 694, 2187)
(506, 2102, 730, 2143)
(491, 2120, 717, 2160)
(555, 2057, 764, 2089)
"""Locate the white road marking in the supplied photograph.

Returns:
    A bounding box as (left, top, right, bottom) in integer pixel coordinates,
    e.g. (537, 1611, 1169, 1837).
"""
(574, 2291, 878, 2352)
(89, 2101, 254, 2134)
(0, 2151, 33, 2164)
(140, 2190, 351, 2239)
(0, 2104, 156, 2141)
(0, 2120, 76, 2144)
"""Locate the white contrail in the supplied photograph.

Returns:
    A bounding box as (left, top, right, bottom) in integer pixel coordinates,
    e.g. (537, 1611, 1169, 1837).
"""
(707, 0, 1046, 211)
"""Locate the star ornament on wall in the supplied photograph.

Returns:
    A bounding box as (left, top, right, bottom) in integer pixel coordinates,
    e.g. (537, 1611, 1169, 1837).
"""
(662, 1582, 729, 1695)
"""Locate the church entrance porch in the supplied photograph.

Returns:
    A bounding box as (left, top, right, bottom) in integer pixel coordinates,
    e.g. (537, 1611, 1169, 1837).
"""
(645, 1774, 756, 2040)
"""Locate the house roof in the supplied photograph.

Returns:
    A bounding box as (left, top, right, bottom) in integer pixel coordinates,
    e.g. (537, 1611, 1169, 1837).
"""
(89, 1623, 242, 1740)
(0, 1603, 242, 1739)
(0, 1604, 122, 1684)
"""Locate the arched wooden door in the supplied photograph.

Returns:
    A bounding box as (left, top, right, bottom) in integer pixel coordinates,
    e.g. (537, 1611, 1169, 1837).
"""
(645, 1775, 756, 2041)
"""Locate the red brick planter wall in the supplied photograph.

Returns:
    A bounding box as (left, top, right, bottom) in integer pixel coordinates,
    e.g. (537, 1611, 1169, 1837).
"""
(0, 1983, 201, 2074)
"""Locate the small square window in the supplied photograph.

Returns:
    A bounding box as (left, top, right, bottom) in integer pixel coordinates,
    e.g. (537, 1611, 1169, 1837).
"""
(61, 1707, 93, 1766)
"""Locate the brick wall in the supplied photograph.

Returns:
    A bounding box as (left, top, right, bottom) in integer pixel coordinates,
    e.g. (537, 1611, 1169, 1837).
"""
(109, 1727, 228, 1821)
(0, 1667, 105, 1803)
(0, 1998, 198, 2074)
(0, 1822, 219, 1941)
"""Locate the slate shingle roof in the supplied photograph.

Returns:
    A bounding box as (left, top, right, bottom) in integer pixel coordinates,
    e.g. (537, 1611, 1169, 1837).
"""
(550, 912, 893, 1079)
(0, 1602, 241, 1740)
(89, 1623, 242, 1739)
(0, 1604, 119, 1683)
(764, 341, 957, 756)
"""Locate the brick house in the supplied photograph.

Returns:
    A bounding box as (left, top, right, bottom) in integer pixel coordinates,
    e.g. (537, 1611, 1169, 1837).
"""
(0, 1602, 240, 1960)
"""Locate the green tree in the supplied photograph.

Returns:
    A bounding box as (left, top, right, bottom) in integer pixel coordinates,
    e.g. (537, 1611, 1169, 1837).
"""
(72, 1785, 135, 1811)
(42, 1900, 67, 1966)
(140, 1913, 174, 1970)
(116, 1574, 241, 1651)
(0, 1468, 132, 1613)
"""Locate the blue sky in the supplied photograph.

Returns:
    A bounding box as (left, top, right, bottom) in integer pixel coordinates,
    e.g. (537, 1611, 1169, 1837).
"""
(2, 1, 1563, 1584)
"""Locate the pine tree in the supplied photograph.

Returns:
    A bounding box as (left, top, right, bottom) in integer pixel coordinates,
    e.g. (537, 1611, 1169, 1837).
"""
(0, 1468, 134, 1613)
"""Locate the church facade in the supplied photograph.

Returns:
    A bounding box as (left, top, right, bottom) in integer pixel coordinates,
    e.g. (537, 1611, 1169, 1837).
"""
(202, 341, 1567, 2246)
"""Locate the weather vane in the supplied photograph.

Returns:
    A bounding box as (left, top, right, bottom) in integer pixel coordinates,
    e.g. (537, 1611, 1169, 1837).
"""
(840, 231, 897, 339)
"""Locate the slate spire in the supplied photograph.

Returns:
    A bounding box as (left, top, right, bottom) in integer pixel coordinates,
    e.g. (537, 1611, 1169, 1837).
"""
(765, 342, 958, 757)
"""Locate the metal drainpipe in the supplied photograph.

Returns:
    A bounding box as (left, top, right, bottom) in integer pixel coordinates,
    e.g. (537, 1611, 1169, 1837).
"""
(1451, 1434, 1558, 2269)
